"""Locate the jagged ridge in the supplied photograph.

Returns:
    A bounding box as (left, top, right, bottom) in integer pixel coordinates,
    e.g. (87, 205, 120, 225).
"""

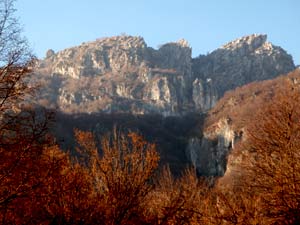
(34, 34, 295, 115)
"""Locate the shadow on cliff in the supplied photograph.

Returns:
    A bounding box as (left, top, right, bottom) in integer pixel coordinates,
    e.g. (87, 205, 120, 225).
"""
(51, 112, 205, 176)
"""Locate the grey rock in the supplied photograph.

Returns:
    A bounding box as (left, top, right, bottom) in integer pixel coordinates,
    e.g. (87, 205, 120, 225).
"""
(34, 35, 195, 115)
(33, 34, 295, 117)
(186, 118, 237, 176)
(192, 34, 295, 96)
(31, 34, 297, 176)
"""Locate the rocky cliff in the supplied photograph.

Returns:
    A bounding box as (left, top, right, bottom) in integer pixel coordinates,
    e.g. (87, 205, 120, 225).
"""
(35, 35, 194, 115)
(186, 118, 236, 176)
(33, 34, 295, 115)
(192, 34, 295, 97)
(32, 34, 296, 175)
(189, 69, 300, 176)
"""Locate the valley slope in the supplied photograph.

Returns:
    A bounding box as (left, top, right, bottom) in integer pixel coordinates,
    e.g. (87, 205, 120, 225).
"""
(32, 34, 296, 175)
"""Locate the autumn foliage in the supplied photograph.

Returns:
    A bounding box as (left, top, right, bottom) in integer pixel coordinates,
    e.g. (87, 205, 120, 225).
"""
(206, 70, 300, 225)
(1, 73, 300, 224)
(227, 82, 300, 224)
(1, 0, 300, 223)
(2, 51, 300, 225)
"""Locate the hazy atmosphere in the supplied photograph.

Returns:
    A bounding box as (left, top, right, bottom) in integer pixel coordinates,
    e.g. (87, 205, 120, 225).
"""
(16, 0, 300, 63)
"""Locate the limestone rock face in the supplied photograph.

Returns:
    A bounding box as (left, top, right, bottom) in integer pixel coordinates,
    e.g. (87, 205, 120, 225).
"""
(192, 34, 295, 96)
(192, 78, 218, 112)
(186, 118, 236, 176)
(35, 35, 196, 114)
(41, 36, 148, 79)
(32, 34, 297, 176)
(156, 39, 192, 76)
(34, 34, 295, 115)
(189, 69, 300, 176)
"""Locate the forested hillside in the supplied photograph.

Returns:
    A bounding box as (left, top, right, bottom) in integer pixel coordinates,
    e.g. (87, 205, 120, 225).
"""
(1, 0, 299, 224)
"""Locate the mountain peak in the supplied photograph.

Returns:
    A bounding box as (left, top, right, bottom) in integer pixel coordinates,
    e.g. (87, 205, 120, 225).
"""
(221, 34, 267, 50)
(176, 39, 190, 48)
(93, 35, 146, 48)
(35, 34, 295, 115)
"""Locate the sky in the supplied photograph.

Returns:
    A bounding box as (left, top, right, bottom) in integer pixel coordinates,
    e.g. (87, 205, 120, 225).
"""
(15, 0, 300, 65)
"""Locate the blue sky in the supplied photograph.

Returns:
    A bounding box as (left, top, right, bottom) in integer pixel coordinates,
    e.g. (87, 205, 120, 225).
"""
(16, 0, 299, 64)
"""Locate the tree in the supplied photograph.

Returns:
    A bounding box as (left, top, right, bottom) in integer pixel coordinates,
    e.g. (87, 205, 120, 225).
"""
(146, 166, 210, 225)
(0, 1, 63, 223)
(245, 86, 300, 223)
(0, 0, 33, 116)
(223, 79, 300, 224)
(75, 129, 160, 224)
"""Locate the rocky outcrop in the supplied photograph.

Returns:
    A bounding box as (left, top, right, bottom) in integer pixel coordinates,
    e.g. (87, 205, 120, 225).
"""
(192, 34, 295, 96)
(189, 69, 300, 176)
(34, 34, 294, 115)
(32, 34, 297, 175)
(35, 35, 197, 115)
(186, 118, 237, 176)
(192, 78, 218, 112)
(41, 36, 148, 78)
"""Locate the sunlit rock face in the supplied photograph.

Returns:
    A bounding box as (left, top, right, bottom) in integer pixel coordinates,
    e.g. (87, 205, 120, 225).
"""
(186, 118, 236, 176)
(188, 69, 300, 176)
(35, 36, 196, 115)
(33, 34, 296, 175)
(192, 78, 218, 112)
(192, 34, 295, 97)
(34, 34, 294, 116)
